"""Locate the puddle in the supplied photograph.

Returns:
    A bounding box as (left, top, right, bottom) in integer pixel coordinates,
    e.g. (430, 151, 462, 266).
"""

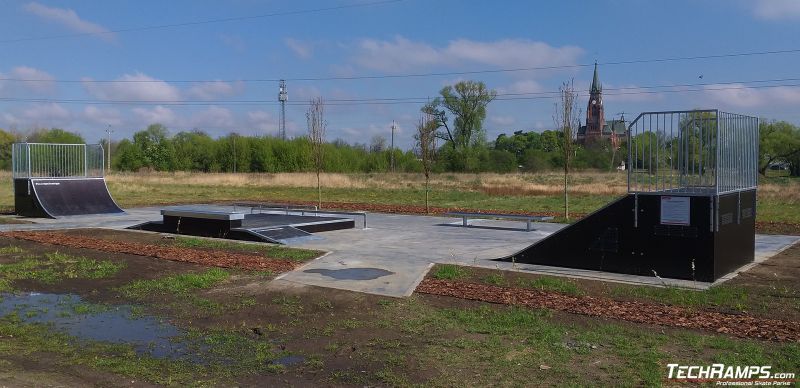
(270, 354, 305, 366)
(304, 267, 394, 280)
(0, 292, 191, 359)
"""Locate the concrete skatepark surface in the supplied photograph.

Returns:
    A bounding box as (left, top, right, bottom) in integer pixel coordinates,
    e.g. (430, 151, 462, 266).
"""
(2, 206, 798, 298)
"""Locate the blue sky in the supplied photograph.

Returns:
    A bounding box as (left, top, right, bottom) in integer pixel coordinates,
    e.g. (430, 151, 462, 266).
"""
(0, 0, 799, 148)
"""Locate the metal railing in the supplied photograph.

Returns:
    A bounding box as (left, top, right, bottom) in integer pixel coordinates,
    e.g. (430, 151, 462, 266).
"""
(12, 143, 105, 179)
(627, 110, 758, 195)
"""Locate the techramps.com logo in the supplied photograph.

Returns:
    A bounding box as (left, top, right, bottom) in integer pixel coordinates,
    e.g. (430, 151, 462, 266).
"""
(666, 363, 796, 386)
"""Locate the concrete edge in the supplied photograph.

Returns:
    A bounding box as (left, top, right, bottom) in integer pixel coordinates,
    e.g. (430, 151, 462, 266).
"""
(404, 262, 436, 297)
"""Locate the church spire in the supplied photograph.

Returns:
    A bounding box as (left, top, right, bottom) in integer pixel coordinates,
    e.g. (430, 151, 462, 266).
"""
(590, 62, 601, 93)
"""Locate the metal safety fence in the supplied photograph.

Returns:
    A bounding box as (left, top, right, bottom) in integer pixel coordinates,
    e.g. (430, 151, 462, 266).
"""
(12, 143, 105, 179)
(627, 110, 758, 195)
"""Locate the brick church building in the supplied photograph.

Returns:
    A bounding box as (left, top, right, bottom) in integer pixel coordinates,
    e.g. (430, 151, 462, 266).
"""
(576, 63, 626, 147)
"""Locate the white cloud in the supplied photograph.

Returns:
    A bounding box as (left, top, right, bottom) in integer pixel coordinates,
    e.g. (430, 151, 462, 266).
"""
(750, 0, 800, 20)
(498, 79, 544, 95)
(247, 110, 279, 134)
(132, 105, 179, 126)
(22, 102, 71, 122)
(0, 66, 56, 96)
(703, 84, 800, 108)
(186, 81, 244, 100)
(83, 106, 122, 126)
(284, 38, 313, 59)
(189, 106, 235, 129)
(83, 73, 181, 101)
(352, 36, 583, 72)
(10, 66, 56, 93)
(23, 2, 114, 41)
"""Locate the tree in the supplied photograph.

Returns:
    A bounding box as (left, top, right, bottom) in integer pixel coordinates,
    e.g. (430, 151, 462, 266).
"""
(369, 135, 387, 153)
(307, 97, 327, 208)
(554, 80, 580, 220)
(759, 120, 800, 176)
(27, 128, 84, 144)
(132, 124, 174, 171)
(415, 116, 437, 213)
(422, 80, 496, 169)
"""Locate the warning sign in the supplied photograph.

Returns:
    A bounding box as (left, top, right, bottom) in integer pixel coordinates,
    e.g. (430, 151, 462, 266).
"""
(660, 196, 690, 226)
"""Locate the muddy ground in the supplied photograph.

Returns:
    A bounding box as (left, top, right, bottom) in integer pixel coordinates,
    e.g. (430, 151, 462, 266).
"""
(0, 229, 798, 387)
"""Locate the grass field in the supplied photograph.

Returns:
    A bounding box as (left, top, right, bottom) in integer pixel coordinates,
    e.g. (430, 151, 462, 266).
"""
(0, 171, 797, 223)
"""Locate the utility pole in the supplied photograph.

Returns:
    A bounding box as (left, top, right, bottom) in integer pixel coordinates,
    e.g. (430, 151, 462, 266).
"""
(390, 120, 396, 173)
(232, 134, 237, 173)
(278, 80, 287, 139)
(105, 125, 113, 172)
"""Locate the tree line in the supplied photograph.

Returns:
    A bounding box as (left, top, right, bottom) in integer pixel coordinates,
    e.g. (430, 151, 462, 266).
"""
(0, 80, 798, 176)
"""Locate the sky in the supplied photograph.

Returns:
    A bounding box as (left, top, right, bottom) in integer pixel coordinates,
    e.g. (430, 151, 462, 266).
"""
(0, 0, 799, 149)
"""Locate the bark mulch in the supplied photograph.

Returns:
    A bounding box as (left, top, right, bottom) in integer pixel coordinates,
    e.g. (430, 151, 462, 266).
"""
(1, 231, 297, 273)
(417, 278, 800, 343)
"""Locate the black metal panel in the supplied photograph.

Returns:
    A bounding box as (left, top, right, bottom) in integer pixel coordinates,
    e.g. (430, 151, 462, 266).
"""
(500, 192, 754, 282)
(714, 190, 756, 279)
(14, 178, 124, 218)
(14, 179, 50, 218)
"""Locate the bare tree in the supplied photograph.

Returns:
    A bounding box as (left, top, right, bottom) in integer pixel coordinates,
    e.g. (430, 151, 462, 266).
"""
(415, 115, 437, 213)
(307, 97, 327, 208)
(554, 80, 580, 220)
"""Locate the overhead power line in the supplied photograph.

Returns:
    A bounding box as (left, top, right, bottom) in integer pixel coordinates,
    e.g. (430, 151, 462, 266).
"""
(0, 48, 799, 84)
(0, 81, 798, 106)
(0, 0, 403, 44)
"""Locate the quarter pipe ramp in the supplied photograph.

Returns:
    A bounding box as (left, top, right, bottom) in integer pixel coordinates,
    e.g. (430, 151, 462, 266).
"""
(14, 177, 124, 218)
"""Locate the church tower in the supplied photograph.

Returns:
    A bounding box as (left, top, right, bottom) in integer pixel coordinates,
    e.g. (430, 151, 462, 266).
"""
(584, 62, 605, 143)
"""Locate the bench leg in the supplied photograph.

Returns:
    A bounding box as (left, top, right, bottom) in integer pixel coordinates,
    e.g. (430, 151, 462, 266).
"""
(463, 217, 468, 227)
(527, 220, 532, 232)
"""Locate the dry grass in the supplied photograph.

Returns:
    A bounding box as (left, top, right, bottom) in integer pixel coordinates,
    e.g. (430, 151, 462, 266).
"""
(104, 171, 633, 196)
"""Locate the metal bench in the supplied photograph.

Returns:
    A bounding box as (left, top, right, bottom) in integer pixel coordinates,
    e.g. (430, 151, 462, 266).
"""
(445, 211, 554, 232)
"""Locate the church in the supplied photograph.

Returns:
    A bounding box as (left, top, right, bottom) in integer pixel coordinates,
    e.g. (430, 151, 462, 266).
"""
(576, 63, 626, 148)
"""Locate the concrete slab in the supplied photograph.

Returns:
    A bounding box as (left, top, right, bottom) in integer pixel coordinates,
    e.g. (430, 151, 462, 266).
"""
(2, 206, 797, 298)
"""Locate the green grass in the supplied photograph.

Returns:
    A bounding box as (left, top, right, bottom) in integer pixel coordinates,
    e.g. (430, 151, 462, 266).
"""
(432, 264, 470, 280)
(610, 284, 749, 311)
(483, 273, 508, 286)
(117, 268, 229, 299)
(517, 276, 583, 296)
(172, 236, 320, 262)
(0, 246, 25, 255)
(0, 252, 124, 286)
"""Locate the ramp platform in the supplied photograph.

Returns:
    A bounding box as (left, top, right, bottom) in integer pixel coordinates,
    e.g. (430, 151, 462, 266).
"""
(131, 207, 355, 244)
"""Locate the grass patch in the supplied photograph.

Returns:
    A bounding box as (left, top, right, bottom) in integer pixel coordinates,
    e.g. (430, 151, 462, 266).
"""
(610, 284, 749, 311)
(0, 246, 25, 255)
(0, 252, 124, 285)
(483, 273, 508, 286)
(432, 264, 470, 280)
(172, 236, 320, 262)
(117, 268, 229, 299)
(517, 276, 583, 296)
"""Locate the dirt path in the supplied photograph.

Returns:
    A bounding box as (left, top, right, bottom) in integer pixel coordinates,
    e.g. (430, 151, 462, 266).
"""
(416, 278, 800, 342)
(1, 231, 298, 273)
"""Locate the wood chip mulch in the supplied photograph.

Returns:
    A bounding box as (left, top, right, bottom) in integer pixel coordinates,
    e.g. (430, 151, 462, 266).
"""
(1, 231, 298, 273)
(417, 278, 800, 343)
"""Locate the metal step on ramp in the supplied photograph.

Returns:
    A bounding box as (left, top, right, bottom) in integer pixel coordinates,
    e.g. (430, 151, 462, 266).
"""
(238, 226, 318, 244)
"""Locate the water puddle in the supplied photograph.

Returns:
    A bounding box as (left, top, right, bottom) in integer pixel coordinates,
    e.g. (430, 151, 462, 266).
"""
(270, 354, 305, 366)
(304, 267, 394, 280)
(0, 292, 191, 359)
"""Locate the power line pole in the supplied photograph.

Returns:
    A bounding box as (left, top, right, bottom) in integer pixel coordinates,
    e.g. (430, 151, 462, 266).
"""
(390, 120, 396, 173)
(278, 79, 287, 139)
(105, 124, 113, 172)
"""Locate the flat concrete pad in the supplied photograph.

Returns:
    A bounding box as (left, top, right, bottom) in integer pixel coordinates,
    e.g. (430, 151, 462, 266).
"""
(2, 207, 798, 298)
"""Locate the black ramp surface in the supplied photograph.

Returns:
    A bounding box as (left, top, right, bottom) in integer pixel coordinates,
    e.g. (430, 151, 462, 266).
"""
(31, 178, 124, 217)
